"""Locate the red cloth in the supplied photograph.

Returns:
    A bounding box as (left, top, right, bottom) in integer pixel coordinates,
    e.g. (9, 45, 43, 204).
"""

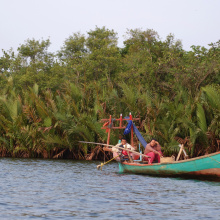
(122, 150, 128, 155)
(122, 149, 132, 156)
(143, 151, 162, 164)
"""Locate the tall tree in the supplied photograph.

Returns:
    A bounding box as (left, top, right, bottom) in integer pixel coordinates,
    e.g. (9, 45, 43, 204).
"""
(85, 26, 121, 83)
(57, 33, 87, 83)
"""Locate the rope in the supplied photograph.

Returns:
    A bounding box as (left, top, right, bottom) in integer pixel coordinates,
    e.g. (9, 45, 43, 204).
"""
(97, 155, 119, 170)
(207, 155, 220, 164)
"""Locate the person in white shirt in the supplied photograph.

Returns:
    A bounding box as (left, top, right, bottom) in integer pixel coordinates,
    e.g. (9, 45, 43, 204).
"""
(112, 137, 135, 161)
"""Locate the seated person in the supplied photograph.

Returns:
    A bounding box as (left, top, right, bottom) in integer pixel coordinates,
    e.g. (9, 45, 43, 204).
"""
(143, 139, 163, 164)
(112, 137, 135, 161)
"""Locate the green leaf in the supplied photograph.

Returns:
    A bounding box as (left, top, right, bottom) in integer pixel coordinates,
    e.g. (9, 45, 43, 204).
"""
(44, 117, 52, 127)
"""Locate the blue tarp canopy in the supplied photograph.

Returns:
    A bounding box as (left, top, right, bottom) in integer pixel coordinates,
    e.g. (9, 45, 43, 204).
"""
(124, 118, 147, 149)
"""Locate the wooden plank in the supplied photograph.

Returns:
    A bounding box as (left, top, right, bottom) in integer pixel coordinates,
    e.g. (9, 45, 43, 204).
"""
(176, 144, 184, 161)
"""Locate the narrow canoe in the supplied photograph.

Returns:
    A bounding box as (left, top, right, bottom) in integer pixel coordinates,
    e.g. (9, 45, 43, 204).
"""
(119, 151, 220, 179)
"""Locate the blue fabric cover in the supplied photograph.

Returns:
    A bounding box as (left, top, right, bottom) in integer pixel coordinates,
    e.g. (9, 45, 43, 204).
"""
(123, 120, 132, 135)
(133, 123, 147, 149)
(124, 117, 148, 149)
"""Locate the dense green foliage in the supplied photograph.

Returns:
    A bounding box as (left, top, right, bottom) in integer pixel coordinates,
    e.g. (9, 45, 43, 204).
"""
(0, 27, 220, 159)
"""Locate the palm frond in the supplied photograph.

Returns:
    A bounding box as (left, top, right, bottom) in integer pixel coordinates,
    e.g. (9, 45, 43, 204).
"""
(196, 103, 207, 132)
(202, 85, 220, 110)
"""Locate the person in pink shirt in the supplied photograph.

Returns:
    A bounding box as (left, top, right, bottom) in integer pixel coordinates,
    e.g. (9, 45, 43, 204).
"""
(143, 139, 163, 164)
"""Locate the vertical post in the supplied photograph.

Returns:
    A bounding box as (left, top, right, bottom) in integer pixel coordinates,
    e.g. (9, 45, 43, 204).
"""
(129, 112, 133, 147)
(107, 115, 111, 146)
(176, 144, 184, 161)
(119, 113, 122, 128)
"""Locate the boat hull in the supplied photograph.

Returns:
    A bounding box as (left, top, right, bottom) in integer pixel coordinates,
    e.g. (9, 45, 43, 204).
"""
(119, 152, 220, 179)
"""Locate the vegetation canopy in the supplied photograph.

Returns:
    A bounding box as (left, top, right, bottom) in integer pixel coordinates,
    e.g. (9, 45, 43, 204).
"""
(0, 27, 220, 160)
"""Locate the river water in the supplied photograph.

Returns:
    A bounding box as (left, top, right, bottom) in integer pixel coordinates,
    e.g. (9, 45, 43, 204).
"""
(0, 158, 220, 219)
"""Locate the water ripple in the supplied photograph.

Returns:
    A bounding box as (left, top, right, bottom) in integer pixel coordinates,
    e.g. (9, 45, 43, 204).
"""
(0, 158, 220, 219)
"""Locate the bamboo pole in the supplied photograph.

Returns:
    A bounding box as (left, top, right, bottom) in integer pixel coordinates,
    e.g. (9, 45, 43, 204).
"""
(79, 141, 150, 158)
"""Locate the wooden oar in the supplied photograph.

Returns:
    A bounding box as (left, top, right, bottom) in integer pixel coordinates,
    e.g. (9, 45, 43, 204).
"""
(79, 141, 150, 158)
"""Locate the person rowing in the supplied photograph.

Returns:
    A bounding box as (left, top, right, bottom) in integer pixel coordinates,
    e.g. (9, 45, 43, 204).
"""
(112, 137, 135, 161)
(78, 140, 151, 161)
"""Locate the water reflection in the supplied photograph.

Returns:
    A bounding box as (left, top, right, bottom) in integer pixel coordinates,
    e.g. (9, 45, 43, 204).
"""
(0, 158, 219, 219)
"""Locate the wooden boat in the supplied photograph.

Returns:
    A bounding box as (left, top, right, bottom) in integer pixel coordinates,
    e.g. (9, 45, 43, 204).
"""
(119, 152, 220, 179)
(101, 114, 220, 180)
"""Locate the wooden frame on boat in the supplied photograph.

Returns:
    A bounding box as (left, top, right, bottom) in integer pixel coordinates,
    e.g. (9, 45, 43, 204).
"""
(101, 113, 140, 151)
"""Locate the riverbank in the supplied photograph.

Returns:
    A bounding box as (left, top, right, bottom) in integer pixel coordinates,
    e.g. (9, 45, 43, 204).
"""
(0, 146, 112, 160)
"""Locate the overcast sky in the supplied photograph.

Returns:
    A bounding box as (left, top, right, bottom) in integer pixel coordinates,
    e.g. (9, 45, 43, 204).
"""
(1, 0, 220, 55)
